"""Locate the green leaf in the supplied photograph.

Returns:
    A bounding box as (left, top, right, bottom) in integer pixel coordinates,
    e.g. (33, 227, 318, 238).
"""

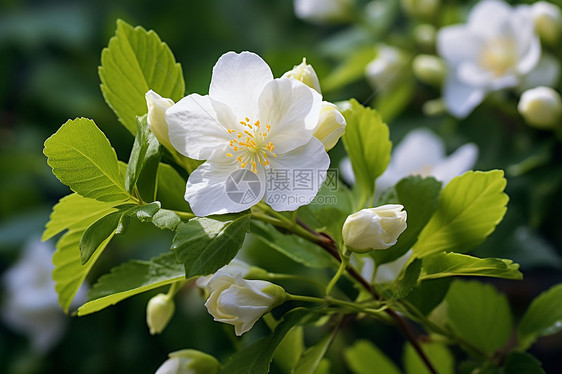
(43, 193, 117, 241)
(403, 342, 454, 374)
(50, 195, 117, 311)
(293, 333, 333, 374)
(412, 170, 508, 258)
(420, 252, 522, 281)
(518, 283, 562, 350)
(250, 221, 335, 269)
(44, 118, 131, 202)
(344, 340, 401, 374)
(151, 209, 181, 231)
(79, 211, 123, 264)
(221, 309, 315, 374)
(53, 229, 114, 312)
(77, 252, 185, 316)
(323, 46, 376, 92)
(156, 163, 190, 211)
(445, 280, 511, 355)
(272, 326, 304, 374)
(125, 115, 161, 195)
(342, 99, 391, 206)
(395, 258, 422, 298)
(503, 352, 545, 374)
(405, 278, 451, 316)
(99, 19, 185, 135)
(372, 176, 442, 265)
(172, 213, 250, 278)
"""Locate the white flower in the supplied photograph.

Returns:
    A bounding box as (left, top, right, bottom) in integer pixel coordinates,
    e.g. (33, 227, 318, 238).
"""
(365, 45, 407, 93)
(294, 0, 354, 24)
(341, 128, 478, 194)
(146, 90, 175, 152)
(531, 1, 561, 45)
(342, 205, 408, 253)
(195, 259, 251, 289)
(146, 293, 175, 335)
(155, 349, 221, 374)
(518, 86, 562, 129)
(1, 238, 85, 352)
(437, 0, 541, 118)
(282, 58, 322, 93)
(166, 51, 330, 216)
(202, 273, 285, 336)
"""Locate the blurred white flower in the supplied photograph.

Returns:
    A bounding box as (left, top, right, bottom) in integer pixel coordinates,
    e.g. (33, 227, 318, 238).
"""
(365, 45, 407, 93)
(155, 349, 221, 374)
(1, 238, 84, 352)
(531, 1, 561, 45)
(358, 250, 413, 284)
(294, 0, 354, 24)
(437, 0, 541, 118)
(342, 205, 408, 253)
(341, 128, 478, 194)
(518, 86, 562, 129)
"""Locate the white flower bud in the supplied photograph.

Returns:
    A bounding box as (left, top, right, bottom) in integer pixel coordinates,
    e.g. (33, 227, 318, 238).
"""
(313, 102, 346, 151)
(518, 86, 562, 129)
(146, 293, 175, 335)
(282, 58, 322, 94)
(155, 349, 221, 374)
(195, 259, 251, 289)
(412, 54, 446, 86)
(294, 0, 354, 24)
(365, 45, 406, 93)
(146, 90, 175, 151)
(204, 274, 285, 336)
(401, 0, 440, 19)
(342, 204, 407, 253)
(532, 1, 562, 45)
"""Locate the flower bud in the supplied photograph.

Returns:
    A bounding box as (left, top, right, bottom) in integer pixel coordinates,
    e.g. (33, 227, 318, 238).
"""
(282, 58, 322, 94)
(401, 0, 440, 19)
(518, 86, 562, 129)
(294, 0, 354, 24)
(204, 274, 285, 336)
(412, 54, 446, 86)
(313, 102, 346, 151)
(365, 45, 406, 93)
(342, 204, 407, 253)
(195, 259, 251, 289)
(146, 293, 175, 335)
(146, 90, 175, 151)
(531, 1, 561, 45)
(414, 24, 437, 51)
(155, 349, 221, 374)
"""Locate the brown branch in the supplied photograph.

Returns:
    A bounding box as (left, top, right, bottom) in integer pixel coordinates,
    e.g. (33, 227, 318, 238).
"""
(295, 218, 439, 374)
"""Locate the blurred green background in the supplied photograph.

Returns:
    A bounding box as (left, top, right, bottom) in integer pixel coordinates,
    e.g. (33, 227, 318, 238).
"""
(1, 0, 562, 373)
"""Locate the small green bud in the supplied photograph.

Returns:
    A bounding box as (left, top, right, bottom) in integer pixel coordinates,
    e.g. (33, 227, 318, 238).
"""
(146, 293, 175, 335)
(155, 349, 221, 374)
(282, 58, 322, 93)
(518, 86, 562, 129)
(412, 54, 446, 86)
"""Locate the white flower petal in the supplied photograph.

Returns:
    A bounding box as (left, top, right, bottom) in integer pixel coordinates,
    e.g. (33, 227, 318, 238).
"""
(443, 73, 486, 118)
(517, 33, 541, 75)
(258, 78, 321, 154)
(265, 137, 329, 211)
(185, 162, 266, 216)
(209, 51, 274, 120)
(520, 53, 561, 91)
(467, 0, 512, 38)
(432, 143, 478, 186)
(437, 25, 484, 66)
(166, 94, 231, 160)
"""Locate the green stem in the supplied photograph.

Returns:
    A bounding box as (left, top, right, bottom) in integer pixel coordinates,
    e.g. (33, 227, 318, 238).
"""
(170, 210, 195, 220)
(325, 253, 349, 296)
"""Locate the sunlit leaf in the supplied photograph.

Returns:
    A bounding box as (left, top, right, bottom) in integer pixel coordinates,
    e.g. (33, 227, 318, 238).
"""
(344, 340, 401, 374)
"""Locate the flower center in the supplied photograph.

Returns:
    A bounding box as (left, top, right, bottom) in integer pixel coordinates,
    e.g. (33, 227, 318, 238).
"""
(225, 117, 277, 173)
(478, 37, 517, 78)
